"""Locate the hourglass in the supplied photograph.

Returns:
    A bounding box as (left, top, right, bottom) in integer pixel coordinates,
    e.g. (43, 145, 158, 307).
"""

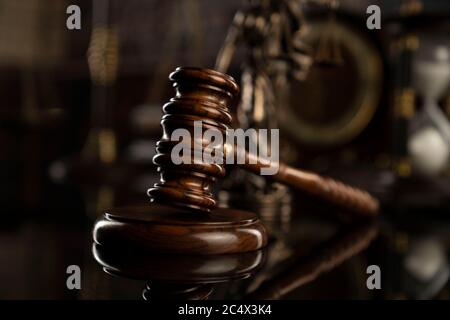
(408, 36, 450, 176)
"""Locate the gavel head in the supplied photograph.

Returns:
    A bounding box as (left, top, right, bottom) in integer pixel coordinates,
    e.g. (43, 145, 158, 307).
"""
(147, 67, 239, 213)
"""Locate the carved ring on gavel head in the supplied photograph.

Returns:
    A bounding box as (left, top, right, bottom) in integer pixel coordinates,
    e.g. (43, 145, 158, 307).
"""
(148, 67, 379, 218)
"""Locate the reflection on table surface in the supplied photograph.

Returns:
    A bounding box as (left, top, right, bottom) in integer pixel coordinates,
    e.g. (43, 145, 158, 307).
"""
(2, 195, 450, 300)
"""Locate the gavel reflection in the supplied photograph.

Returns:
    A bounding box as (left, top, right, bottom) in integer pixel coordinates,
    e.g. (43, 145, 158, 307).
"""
(247, 222, 379, 299)
(93, 244, 265, 300)
(93, 221, 377, 300)
(148, 67, 379, 217)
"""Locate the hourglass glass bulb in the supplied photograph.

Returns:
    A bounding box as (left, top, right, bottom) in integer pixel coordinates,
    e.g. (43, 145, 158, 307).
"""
(409, 37, 450, 176)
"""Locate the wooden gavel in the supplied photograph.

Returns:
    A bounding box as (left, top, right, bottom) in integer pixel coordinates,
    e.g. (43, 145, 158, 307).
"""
(148, 67, 379, 218)
(93, 66, 378, 264)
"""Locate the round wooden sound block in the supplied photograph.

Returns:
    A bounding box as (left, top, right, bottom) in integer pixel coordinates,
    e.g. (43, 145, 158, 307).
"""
(93, 204, 268, 255)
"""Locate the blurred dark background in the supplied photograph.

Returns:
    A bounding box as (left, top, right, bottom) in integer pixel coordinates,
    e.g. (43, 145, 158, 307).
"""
(1, 0, 450, 299)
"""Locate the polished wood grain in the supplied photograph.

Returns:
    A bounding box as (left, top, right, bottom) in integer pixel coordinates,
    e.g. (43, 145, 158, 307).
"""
(147, 67, 237, 212)
(93, 204, 268, 255)
(92, 203, 267, 299)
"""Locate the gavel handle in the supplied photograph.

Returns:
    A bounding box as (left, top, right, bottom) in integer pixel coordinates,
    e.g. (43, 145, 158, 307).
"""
(241, 151, 379, 217)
